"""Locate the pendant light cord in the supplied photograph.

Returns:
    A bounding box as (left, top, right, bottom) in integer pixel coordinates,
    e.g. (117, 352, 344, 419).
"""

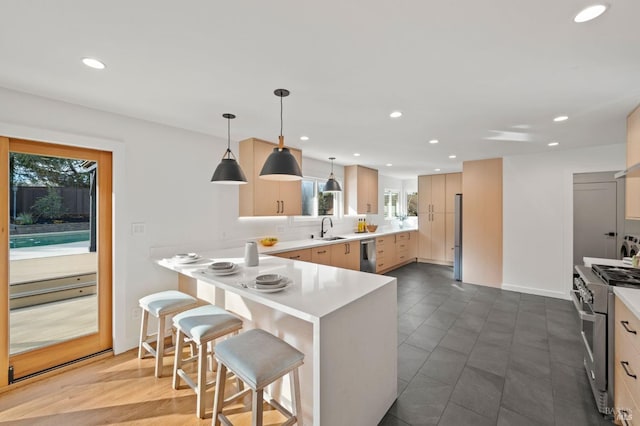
(280, 94, 284, 137)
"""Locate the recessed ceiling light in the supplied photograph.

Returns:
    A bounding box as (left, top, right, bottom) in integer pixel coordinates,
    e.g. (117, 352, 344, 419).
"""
(548, 142, 560, 146)
(353, 153, 361, 157)
(82, 57, 106, 69)
(300, 136, 309, 141)
(449, 155, 457, 159)
(553, 115, 569, 122)
(429, 139, 439, 144)
(574, 4, 608, 23)
(435, 168, 441, 172)
(386, 163, 393, 167)
(389, 111, 402, 118)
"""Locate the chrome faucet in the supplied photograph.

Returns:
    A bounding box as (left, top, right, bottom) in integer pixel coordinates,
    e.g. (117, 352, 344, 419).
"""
(320, 217, 333, 238)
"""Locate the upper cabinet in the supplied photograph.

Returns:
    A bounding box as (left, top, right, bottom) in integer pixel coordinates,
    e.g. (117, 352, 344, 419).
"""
(344, 165, 379, 215)
(418, 173, 460, 214)
(627, 105, 640, 220)
(239, 138, 302, 216)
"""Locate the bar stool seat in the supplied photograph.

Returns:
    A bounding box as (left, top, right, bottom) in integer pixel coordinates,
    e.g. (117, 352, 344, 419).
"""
(173, 304, 243, 419)
(213, 329, 304, 426)
(138, 290, 198, 378)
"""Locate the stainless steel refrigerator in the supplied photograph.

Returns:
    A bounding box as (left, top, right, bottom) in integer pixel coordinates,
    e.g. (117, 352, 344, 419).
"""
(454, 193, 463, 281)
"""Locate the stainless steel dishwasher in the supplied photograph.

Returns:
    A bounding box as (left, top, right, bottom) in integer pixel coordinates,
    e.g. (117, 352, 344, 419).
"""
(360, 238, 376, 272)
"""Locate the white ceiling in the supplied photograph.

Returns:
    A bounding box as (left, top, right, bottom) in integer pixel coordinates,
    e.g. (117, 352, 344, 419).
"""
(1, 1, 639, 179)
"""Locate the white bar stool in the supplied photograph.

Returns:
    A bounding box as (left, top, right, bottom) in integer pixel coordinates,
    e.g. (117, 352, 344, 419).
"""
(173, 304, 243, 419)
(212, 329, 304, 426)
(138, 290, 198, 378)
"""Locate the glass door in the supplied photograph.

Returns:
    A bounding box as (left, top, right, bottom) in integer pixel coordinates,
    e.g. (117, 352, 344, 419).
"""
(1, 137, 112, 384)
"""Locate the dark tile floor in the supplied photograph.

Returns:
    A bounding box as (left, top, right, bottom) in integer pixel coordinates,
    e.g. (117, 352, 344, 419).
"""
(379, 262, 613, 426)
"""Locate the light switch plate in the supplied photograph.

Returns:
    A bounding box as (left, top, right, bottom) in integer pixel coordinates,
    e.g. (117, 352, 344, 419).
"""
(131, 223, 146, 235)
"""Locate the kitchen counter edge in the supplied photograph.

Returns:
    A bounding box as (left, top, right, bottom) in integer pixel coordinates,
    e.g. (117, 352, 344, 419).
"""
(258, 227, 418, 255)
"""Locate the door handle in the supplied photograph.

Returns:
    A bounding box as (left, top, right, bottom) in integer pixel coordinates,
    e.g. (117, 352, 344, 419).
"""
(621, 361, 637, 379)
(621, 320, 637, 334)
(604, 232, 616, 237)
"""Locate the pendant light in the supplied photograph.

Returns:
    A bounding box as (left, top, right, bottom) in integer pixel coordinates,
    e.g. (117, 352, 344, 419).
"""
(259, 89, 303, 181)
(324, 157, 342, 192)
(211, 113, 248, 184)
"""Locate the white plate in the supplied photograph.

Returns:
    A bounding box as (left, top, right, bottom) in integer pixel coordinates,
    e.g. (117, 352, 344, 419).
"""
(200, 265, 238, 276)
(245, 279, 292, 293)
(172, 255, 201, 264)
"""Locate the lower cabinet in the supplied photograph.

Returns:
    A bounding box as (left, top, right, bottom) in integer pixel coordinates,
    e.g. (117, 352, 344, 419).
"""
(375, 235, 396, 273)
(330, 241, 360, 271)
(311, 247, 332, 266)
(272, 232, 417, 274)
(615, 296, 640, 424)
(273, 248, 312, 262)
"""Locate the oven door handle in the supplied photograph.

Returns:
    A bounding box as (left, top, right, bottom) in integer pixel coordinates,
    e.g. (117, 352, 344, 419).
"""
(571, 290, 595, 322)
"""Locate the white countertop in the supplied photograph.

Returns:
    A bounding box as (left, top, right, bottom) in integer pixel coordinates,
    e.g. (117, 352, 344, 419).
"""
(156, 247, 397, 322)
(257, 226, 418, 255)
(583, 257, 627, 268)
(615, 287, 640, 319)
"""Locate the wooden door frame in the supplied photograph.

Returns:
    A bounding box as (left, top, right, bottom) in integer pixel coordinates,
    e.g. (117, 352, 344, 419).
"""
(1, 137, 112, 385)
(0, 137, 9, 387)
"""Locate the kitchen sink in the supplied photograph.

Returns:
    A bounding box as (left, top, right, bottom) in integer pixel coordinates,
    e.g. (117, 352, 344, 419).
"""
(321, 236, 346, 241)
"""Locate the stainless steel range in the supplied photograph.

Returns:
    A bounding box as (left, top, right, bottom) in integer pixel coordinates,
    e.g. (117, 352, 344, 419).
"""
(572, 264, 640, 415)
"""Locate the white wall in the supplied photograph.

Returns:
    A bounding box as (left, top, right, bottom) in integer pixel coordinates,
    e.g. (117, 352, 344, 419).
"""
(502, 144, 626, 299)
(0, 87, 361, 353)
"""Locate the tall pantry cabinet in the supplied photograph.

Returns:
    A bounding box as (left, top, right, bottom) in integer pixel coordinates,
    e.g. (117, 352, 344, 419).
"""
(627, 104, 640, 220)
(418, 173, 461, 264)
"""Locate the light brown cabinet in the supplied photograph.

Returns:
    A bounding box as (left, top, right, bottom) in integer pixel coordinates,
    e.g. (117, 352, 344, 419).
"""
(311, 246, 332, 266)
(273, 248, 312, 262)
(418, 173, 460, 264)
(375, 235, 396, 273)
(239, 138, 302, 216)
(626, 105, 640, 220)
(615, 296, 640, 424)
(344, 165, 379, 215)
(408, 231, 418, 259)
(395, 232, 413, 265)
(330, 241, 360, 271)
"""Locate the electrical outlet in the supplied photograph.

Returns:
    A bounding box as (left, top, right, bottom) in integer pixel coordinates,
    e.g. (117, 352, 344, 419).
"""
(131, 307, 141, 320)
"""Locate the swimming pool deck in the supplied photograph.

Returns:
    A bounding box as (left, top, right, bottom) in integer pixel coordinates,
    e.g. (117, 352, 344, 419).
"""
(9, 243, 98, 356)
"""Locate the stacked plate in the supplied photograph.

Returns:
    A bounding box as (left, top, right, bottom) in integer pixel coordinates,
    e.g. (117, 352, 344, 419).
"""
(254, 274, 287, 289)
(207, 261, 238, 276)
(172, 253, 201, 264)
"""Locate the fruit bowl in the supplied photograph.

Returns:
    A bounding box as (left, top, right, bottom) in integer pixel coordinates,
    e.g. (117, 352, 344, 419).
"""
(259, 237, 278, 247)
(366, 224, 378, 232)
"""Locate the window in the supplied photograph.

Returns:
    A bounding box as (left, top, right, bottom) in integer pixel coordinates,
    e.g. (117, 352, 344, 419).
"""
(406, 191, 418, 216)
(301, 177, 340, 217)
(384, 189, 400, 219)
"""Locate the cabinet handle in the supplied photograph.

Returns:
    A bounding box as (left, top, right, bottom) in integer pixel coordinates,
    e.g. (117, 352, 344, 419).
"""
(619, 409, 632, 425)
(621, 320, 637, 334)
(281, 200, 285, 213)
(621, 361, 637, 379)
(317, 250, 327, 254)
(290, 255, 301, 259)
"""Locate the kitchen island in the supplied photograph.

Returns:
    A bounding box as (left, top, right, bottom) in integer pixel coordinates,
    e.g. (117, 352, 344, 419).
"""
(156, 249, 397, 425)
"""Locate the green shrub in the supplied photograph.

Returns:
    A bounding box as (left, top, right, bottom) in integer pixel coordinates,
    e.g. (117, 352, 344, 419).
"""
(15, 212, 34, 225)
(32, 187, 66, 221)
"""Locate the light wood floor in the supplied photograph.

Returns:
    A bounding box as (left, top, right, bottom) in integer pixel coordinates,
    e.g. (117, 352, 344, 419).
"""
(0, 348, 288, 425)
